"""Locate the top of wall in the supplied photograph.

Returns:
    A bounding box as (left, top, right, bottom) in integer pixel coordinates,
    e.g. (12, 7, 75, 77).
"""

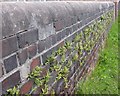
(1, 2, 114, 40)
(0, 0, 114, 1)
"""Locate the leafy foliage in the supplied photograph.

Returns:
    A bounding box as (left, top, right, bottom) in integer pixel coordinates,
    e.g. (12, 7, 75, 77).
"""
(76, 15, 118, 94)
(7, 86, 19, 95)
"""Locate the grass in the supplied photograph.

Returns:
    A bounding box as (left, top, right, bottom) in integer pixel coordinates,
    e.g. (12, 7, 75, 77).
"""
(76, 16, 118, 94)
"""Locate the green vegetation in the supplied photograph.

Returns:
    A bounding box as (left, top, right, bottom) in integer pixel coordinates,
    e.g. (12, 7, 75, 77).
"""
(7, 86, 19, 95)
(76, 17, 118, 94)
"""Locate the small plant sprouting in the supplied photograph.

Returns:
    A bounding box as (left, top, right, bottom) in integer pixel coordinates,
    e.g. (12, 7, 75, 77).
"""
(74, 35, 80, 42)
(75, 43, 79, 51)
(46, 55, 55, 64)
(61, 54, 66, 64)
(44, 72, 51, 84)
(28, 66, 43, 88)
(56, 66, 69, 87)
(67, 60, 72, 68)
(64, 41, 71, 50)
(53, 64, 62, 72)
(56, 73, 62, 81)
(29, 66, 51, 94)
(7, 86, 20, 95)
(61, 66, 69, 87)
(72, 53, 79, 62)
(60, 66, 69, 83)
(57, 46, 66, 56)
(101, 15, 105, 21)
(40, 72, 51, 95)
(28, 66, 42, 79)
(42, 84, 49, 94)
(80, 60, 84, 66)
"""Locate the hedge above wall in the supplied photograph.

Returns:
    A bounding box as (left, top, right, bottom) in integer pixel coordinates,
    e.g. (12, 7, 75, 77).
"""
(0, 1, 114, 95)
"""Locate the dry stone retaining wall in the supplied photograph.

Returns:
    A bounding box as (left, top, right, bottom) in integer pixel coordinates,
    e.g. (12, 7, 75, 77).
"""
(0, 2, 114, 95)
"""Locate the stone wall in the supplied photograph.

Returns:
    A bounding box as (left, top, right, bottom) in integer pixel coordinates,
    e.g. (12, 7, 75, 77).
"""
(0, 2, 114, 95)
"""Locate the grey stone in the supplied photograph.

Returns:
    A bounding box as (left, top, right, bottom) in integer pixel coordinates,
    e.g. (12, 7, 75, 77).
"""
(61, 30, 66, 39)
(0, 40, 2, 59)
(0, 62, 3, 77)
(56, 32, 62, 42)
(0, 82, 2, 96)
(66, 27, 72, 35)
(4, 54, 18, 73)
(18, 49, 28, 65)
(45, 36, 52, 49)
(2, 3, 30, 37)
(2, 36, 18, 58)
(0, 5, 2, 40)
(38, 23, 55, 40)
(28, 44, 37, 59)
(38, 40, 45, 53)
(72, 24, 77, 32)
(64, 17, 72, 27)
(17, 28, 38, 48)
(44, 2, 70, 21)
(45, 23, 55, 38)
(66, 35, 73, 43)
(51, 35, 57, 45)
(2, 71, 21, 94)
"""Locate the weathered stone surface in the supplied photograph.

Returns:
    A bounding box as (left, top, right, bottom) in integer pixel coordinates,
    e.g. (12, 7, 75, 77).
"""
(30, 57, 41, 72)
(2, 3, 30, 37)
(38, 23, 55, 40)
(4, 54, 18, 73)
(0, 5, 2, 40)
(44, 36, 52, 49)
(43, 2, 70, 21)
(18, 49, 28, 65)
(17, 28, 38, 48)
(0, 2, 114, 95)
(2, 36, 18, 58)
(0, 40, 2, 60)
(1, 2, 114, 40)
(0, 62, 3, 78)
(0, 82, 2, 95)
(51, 34, 57, 45)
(38, 40, 45, 53)
(20, 80, 33, 94)
(2, 71, 21, 94)
(27, 44, 37, 59)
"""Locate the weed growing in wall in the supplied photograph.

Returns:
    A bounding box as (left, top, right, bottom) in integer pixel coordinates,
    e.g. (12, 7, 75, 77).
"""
(6, 10, 114, 95)
(76, 11, 117, 94)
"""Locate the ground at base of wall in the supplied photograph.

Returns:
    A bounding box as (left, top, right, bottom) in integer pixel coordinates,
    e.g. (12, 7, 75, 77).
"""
(76, 17, 118, 94)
